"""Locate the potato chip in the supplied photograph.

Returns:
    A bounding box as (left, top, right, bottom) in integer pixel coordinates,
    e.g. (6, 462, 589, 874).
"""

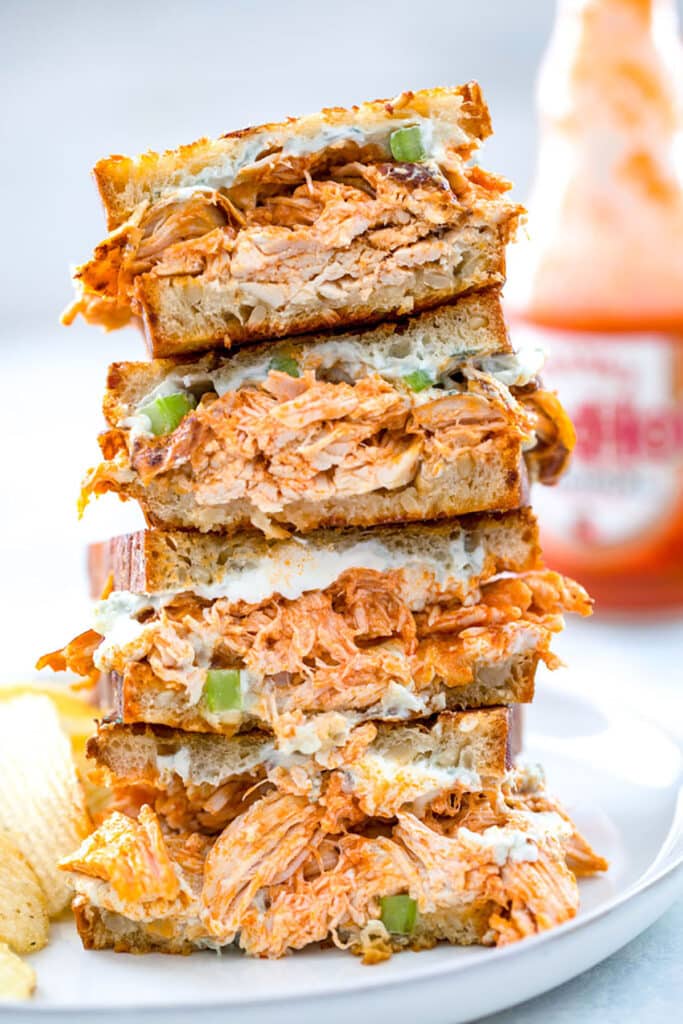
(0, 686, 111, 824)
(0, 683, 99, 752)
(0, 834, 49, 954)
(0, 696, 92, 916)
(0, 943, 35, 1001)
(1, 686, 108, 821)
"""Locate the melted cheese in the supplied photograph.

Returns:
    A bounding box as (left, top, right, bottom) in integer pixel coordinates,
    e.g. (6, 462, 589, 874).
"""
(91, 592, 164, 669)
(129, 348, 543, 430)
(458, 810, 572, 867)
(144, 741, 485, 816)
(377, 682, 428, 718)
(511, 758, 546, 794)
(346, 753, 481, 817)
(210, 336, 469, 394)
(459, 826, 539, 866)
(93, 529, 485, 623)
(477, 348, 545, 387)
(273, 713, 355, 759)
(519, 810, 573, 843)
(156, 747, 192, 781)
(201, 540, 470, 605)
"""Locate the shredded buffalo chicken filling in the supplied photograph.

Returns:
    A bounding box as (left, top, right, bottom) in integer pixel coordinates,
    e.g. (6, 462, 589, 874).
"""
(80, 366, 573, 522)
(95, 716, 490, 835)
(61, 770, 606, 959)
(64, 157, 518, 331)
(41, 569, 592, 738)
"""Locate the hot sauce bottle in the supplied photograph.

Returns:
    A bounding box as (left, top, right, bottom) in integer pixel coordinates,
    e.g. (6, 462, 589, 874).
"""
(508, 0, 683, 611)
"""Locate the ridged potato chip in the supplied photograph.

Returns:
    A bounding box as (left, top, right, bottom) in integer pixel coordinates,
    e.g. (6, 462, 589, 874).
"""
(0, 834, 49, 954)
(0, 683, 106, 819)
(0, 696, 91, 916)
(0, 943, 35, 1001)
(0, 683, 98, 754)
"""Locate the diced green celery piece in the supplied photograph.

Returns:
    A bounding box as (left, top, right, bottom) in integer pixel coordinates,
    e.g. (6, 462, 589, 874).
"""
(139, 392, 196, 436)
(403, 369, 434, 392)
(389, 126, 427, 162)
(380, 894, 418, 934)
(203, 669, 242, 712)
(268, 354, 301, 378)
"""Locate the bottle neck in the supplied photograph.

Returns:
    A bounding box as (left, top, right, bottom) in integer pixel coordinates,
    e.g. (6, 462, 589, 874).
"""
(540, 0, 683, 137)
(507, 0, 683, 327)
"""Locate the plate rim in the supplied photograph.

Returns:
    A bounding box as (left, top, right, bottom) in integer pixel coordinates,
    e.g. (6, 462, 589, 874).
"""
(11, 850, 680, 1018)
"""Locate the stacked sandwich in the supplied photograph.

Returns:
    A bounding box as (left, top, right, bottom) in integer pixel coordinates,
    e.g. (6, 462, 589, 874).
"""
(42, 85, 606, 960)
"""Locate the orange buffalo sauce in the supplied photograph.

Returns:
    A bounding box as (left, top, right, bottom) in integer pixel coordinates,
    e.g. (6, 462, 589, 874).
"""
(508, 0, 683, 610)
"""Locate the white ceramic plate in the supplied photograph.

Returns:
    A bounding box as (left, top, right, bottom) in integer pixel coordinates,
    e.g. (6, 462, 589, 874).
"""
(6, 674, 683, 1024)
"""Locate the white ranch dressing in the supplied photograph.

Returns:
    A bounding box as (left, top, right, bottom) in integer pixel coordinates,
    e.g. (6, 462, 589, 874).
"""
(169, 116, 459, 195)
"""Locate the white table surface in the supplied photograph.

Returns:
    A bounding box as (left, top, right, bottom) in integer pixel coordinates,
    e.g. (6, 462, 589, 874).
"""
(479, 902, 682, 1024)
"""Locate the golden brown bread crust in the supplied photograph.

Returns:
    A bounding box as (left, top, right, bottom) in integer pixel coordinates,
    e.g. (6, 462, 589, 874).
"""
(112, 653, 537, 736)
(101, 288, 511, 425)
(72, 894, 494, 955)
(105, 508, 540, 594)
(72, 896, 195, 955)
(94, 84, 493, 231)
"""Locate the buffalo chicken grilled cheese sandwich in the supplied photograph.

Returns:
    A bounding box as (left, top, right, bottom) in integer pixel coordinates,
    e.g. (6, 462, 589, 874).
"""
(43, 81, 606, 963)
(61, 727, 606, 958)
(80, 290, 574, 535)
(40, 513, 591, 749)
(63, 85, 522, 358)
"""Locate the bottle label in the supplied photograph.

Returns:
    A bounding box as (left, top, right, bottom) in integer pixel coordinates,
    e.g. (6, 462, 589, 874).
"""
(512, 325, 683, 548)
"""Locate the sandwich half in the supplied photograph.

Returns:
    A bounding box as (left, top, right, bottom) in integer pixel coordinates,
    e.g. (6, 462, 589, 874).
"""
(39, 511, 592, 748)
(61, 748, 607, 959)
(80, 290, 574, 535)
(63, 84, 523, 357)
(87, 708, 513, 834)
(85, 537, 528, 757)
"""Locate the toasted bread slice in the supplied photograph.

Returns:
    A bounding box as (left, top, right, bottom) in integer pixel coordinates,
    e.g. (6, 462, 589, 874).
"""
(111, 643, 538, 738)
(65, 84, 523, 357)
(110, 439, 527, 534)
(104, 508, 540, 596)
(71, 893, 500, 955)
(131, 226, 511, 358)
(95, 85, 493, 230)
(91, 710, 511, 788)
